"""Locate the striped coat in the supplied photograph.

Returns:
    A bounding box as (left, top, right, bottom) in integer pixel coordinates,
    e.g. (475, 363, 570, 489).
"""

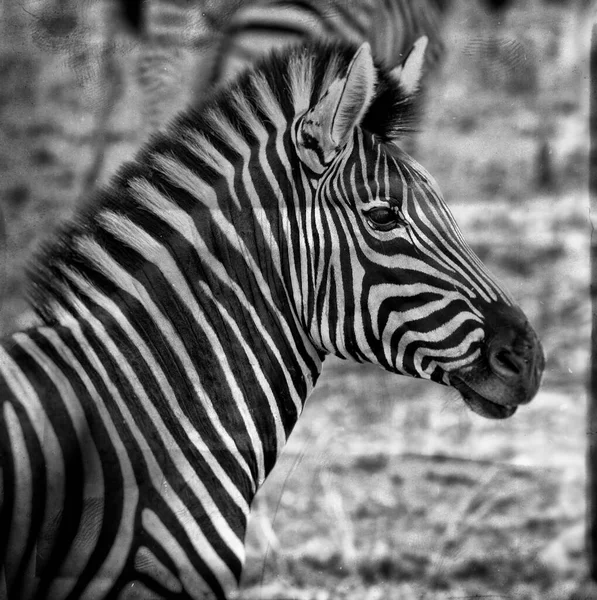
(0, 39, 543, 598)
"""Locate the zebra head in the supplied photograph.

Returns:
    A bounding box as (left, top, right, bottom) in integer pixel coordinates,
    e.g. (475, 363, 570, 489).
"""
(290, 40, 544, 419)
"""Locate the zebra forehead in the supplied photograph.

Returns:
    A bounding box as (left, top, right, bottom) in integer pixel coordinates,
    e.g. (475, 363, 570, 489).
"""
(341, 133, 438, 194)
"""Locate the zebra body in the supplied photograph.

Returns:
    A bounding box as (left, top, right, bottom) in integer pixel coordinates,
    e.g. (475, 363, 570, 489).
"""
(131, 0, 449, 133)
(133, 0, 242, 133)
(0, 39, 543, 598)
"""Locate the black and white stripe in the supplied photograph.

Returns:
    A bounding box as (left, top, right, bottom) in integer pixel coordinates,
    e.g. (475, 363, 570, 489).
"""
(209, 0, 448, 86)
(0, 39, 541, 598)
(129, 0, 450, 134)
(132, 0, 243, 133)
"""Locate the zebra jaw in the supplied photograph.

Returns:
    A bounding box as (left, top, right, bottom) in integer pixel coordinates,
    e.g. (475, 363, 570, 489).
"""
(451, 377, 517, 420)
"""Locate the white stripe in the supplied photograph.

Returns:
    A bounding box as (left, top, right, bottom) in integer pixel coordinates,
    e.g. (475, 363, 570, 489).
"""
(45, 297, 241, 592)
(151, 153, 224, 208)
(59, 268, 251, 518)
(404, 165, 503, 303)
(74, 235, 255, 484)
(98, 211, 268, 484)
(288, 52, 314, 116)
(368, 282, 482, 340)
(135, 547, 183, 594)
(0, 343, 68, 594)
(1, 401, 34, 594)
(394, 312, 485, 376)
(33, 326, 139, 600)
(12, 334, 105, 600)
(142, 509, 225, 597)
(128, 178, 321, 398)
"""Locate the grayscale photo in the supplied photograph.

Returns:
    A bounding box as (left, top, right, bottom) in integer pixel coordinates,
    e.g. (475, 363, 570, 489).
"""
(0, 0, 590, 598)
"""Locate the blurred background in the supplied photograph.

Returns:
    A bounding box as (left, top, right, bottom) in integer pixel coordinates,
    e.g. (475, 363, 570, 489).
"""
(0, 0, 591, 597)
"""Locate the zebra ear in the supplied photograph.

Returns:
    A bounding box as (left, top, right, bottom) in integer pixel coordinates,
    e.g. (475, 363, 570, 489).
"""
(390, 36, 428, 95)
(296, 43, 377, 173)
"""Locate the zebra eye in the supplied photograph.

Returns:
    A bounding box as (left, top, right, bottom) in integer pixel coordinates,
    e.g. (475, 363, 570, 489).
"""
(364, 207, 402, 231)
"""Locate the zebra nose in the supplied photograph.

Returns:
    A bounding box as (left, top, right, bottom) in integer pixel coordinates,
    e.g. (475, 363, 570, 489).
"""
(489, 342, 524, 380)
(487, 321, 544, 401)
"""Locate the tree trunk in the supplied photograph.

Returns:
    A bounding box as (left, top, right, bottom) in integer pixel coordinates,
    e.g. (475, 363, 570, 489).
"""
(587, 15, 597, 588)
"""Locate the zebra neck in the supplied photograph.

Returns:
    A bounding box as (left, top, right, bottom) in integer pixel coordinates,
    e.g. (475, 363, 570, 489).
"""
(26, 71, 326, 491)
(44, 265, 320, 484)
(3, 193, 324, 595)
(36, 198, 324, 489)
(180, 250, 325, 488)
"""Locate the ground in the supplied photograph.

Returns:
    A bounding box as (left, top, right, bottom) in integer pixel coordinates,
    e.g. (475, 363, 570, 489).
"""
(0, 0, 592, 598)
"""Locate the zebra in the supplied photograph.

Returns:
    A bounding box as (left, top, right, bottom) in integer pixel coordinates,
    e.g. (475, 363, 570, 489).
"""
(126, 0, 451, 134)
(0, 37, 544, 599)
(131, 0, 244, 134)
(205, 0, 449, 91)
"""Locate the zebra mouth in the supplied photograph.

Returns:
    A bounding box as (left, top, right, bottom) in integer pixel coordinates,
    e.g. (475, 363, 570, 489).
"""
(452, 377, 517, 420)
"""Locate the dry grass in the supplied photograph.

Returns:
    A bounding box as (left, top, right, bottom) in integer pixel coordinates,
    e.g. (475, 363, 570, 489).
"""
(235, 358, 586, 598)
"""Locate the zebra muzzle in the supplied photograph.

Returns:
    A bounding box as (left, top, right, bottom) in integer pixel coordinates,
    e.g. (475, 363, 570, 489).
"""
(450, 310, 545, 420)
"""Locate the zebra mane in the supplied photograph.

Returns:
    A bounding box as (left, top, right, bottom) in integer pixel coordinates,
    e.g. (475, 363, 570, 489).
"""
(27, 40, 421, 322)
(272, 40, 421, 139)
(179, 40, 422, 144)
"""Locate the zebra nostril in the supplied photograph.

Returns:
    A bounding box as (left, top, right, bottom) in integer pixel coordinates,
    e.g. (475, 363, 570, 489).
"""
(489, 346, 524, 379)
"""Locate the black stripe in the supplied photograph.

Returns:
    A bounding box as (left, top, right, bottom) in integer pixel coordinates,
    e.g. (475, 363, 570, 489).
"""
(143, 146, 320, 390)
(64, 276, 254, 521)
(7, 336, 84, 594)
(57, 301, 245, 583)
(392, 316, 482, 378)
(35, 325, 126, 597)
(0, 348, 47, 596)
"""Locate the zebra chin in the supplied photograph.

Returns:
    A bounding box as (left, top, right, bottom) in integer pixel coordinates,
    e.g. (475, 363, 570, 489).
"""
(451, 377, 519, 420)
(448, 307, 545, 420)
